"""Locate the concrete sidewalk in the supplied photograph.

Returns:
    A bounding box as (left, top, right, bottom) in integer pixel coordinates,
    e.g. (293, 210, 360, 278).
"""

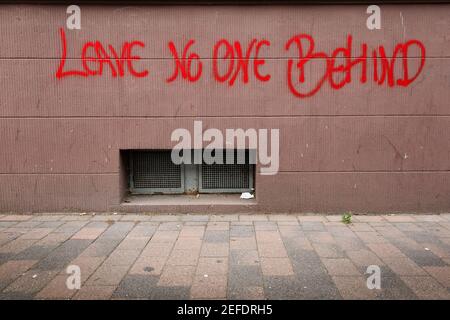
(0, 213, 449, 300)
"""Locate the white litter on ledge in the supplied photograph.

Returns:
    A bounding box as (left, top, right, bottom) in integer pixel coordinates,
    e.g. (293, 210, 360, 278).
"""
(240, 192, 254, 199)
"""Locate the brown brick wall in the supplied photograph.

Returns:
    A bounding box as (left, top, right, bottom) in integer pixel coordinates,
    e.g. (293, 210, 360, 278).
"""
(0, 4, 449, 213)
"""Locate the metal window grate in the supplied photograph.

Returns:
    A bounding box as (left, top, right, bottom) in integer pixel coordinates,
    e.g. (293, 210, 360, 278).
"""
(128, 150, 253, 194)
(201, 164, 251, 190)
(199, 150, 254, 193)
(130, 151, 183, 193)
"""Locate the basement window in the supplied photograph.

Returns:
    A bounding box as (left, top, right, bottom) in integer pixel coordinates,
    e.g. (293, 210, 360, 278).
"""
(127, 150, 254, 195)
(129, 150, 184, 194)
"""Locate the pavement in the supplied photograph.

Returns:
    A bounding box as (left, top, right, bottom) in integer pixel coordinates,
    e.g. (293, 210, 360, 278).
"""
(0, 213, 449, 300)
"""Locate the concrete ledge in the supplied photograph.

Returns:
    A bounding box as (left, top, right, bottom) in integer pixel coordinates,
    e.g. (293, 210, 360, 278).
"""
(110, 194, 258, 213)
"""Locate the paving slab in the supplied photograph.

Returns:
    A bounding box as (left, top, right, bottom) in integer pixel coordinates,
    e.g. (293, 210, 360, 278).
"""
(157, 265, 196, 287)
(423, 266, 450, 288)
(260, 258, 294, 276)
(201, 243, 229, 257)
(264, 275, 341, 300)
(400, 276, 450, 299)
(0, 260, 38, 291)
(191, 274, 227, 299)
(196, 257, 228, 276)
(228, 286, 265, 300)
(321, 258, 362, 276)
(129, 256, 167, 276)
(230, 250, 260, 266)
(332, 276, 378, 299)
(73, 285, 116, 300)
(0, 213, 448, 300)
(86, 264, 130, 286)
(3, 269, 59, 296)
(34, 239, 93, 270)
(112, 274, 159, 299)
(35, 275, 75, 300)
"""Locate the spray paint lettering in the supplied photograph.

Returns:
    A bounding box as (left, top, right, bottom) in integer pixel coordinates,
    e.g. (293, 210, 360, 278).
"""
(212, 39, 271, 85)
(285, 34, 426, 98)
(166, 40, 202, 82)
(56, 28, 149, 79)
(55, 29, 426, 99)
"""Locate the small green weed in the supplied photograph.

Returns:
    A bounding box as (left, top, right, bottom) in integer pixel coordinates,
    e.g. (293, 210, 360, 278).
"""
(342, 212, 353, 224)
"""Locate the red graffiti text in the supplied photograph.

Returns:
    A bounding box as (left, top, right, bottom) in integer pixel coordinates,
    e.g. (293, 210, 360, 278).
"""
(56, 28, 149, 79)
(212, 39, 271, 85)
(285, 34, 426, 98)
(166, 40, 202, 82)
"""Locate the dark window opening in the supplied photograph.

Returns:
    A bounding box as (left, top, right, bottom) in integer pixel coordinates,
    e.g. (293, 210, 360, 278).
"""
(126, 150, 254, 195)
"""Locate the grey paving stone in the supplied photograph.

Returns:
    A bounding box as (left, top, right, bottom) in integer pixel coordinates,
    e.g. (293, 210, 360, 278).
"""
(403, 231, 442, 244)
(231, 221, 253, 226)
(204, 230, 229, 243)
(392, 223, 423, 232)
(35, 221, 65, 229)
(152, 286, 191, 300)
(0, 233, 22, 245)
(97, 222, 134, 240)
(80, 239, 122, 257)
(283, 239, 311, 257)
(327, 226, 359, 238)
(181, 215, 210, 222)
(278, 228, 305, 239)
(0, 292, 34, 300)
(287, 250, 343, 299)
(112, 274, 190, 300)
(227, 286, 264, 300)
(0, 222, 19, 228)
(301, 222, 326, 231)
(54, 221, 89, 234)
(3, 269, 59, 296)
(399, 249, 447, 267)
(230, 226, 254, 238)
(86, 221, 111, 229)
(14, 221, 43, 228)
(59, 215, 92, 221)
(333, 238, 367, 253)
(34, 239, 92, 270)
(375, 266, 418, 300)
(311, 243, 346, 258)
(14, 245, 59, 261)
(30, 215, 63, 222)
(0, 253, 14, 264)
(262, 276, 301, 300)
(184, 221, 208, 226)
(289, 250, 330, 277)
(254, 222, 278, 231)
(296, 274, 342, 299)
(127, 224, 158, 238)
(263, 275, 341, 300)
(420, 222, 445, 230)
(112, 274, 159, 299)
(230, 250, 260, 266)
(228, 265, 263, 289)
(8, 228, 35, 238)
(157, 222, 182, 231)
(0, 230, 23, 240)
